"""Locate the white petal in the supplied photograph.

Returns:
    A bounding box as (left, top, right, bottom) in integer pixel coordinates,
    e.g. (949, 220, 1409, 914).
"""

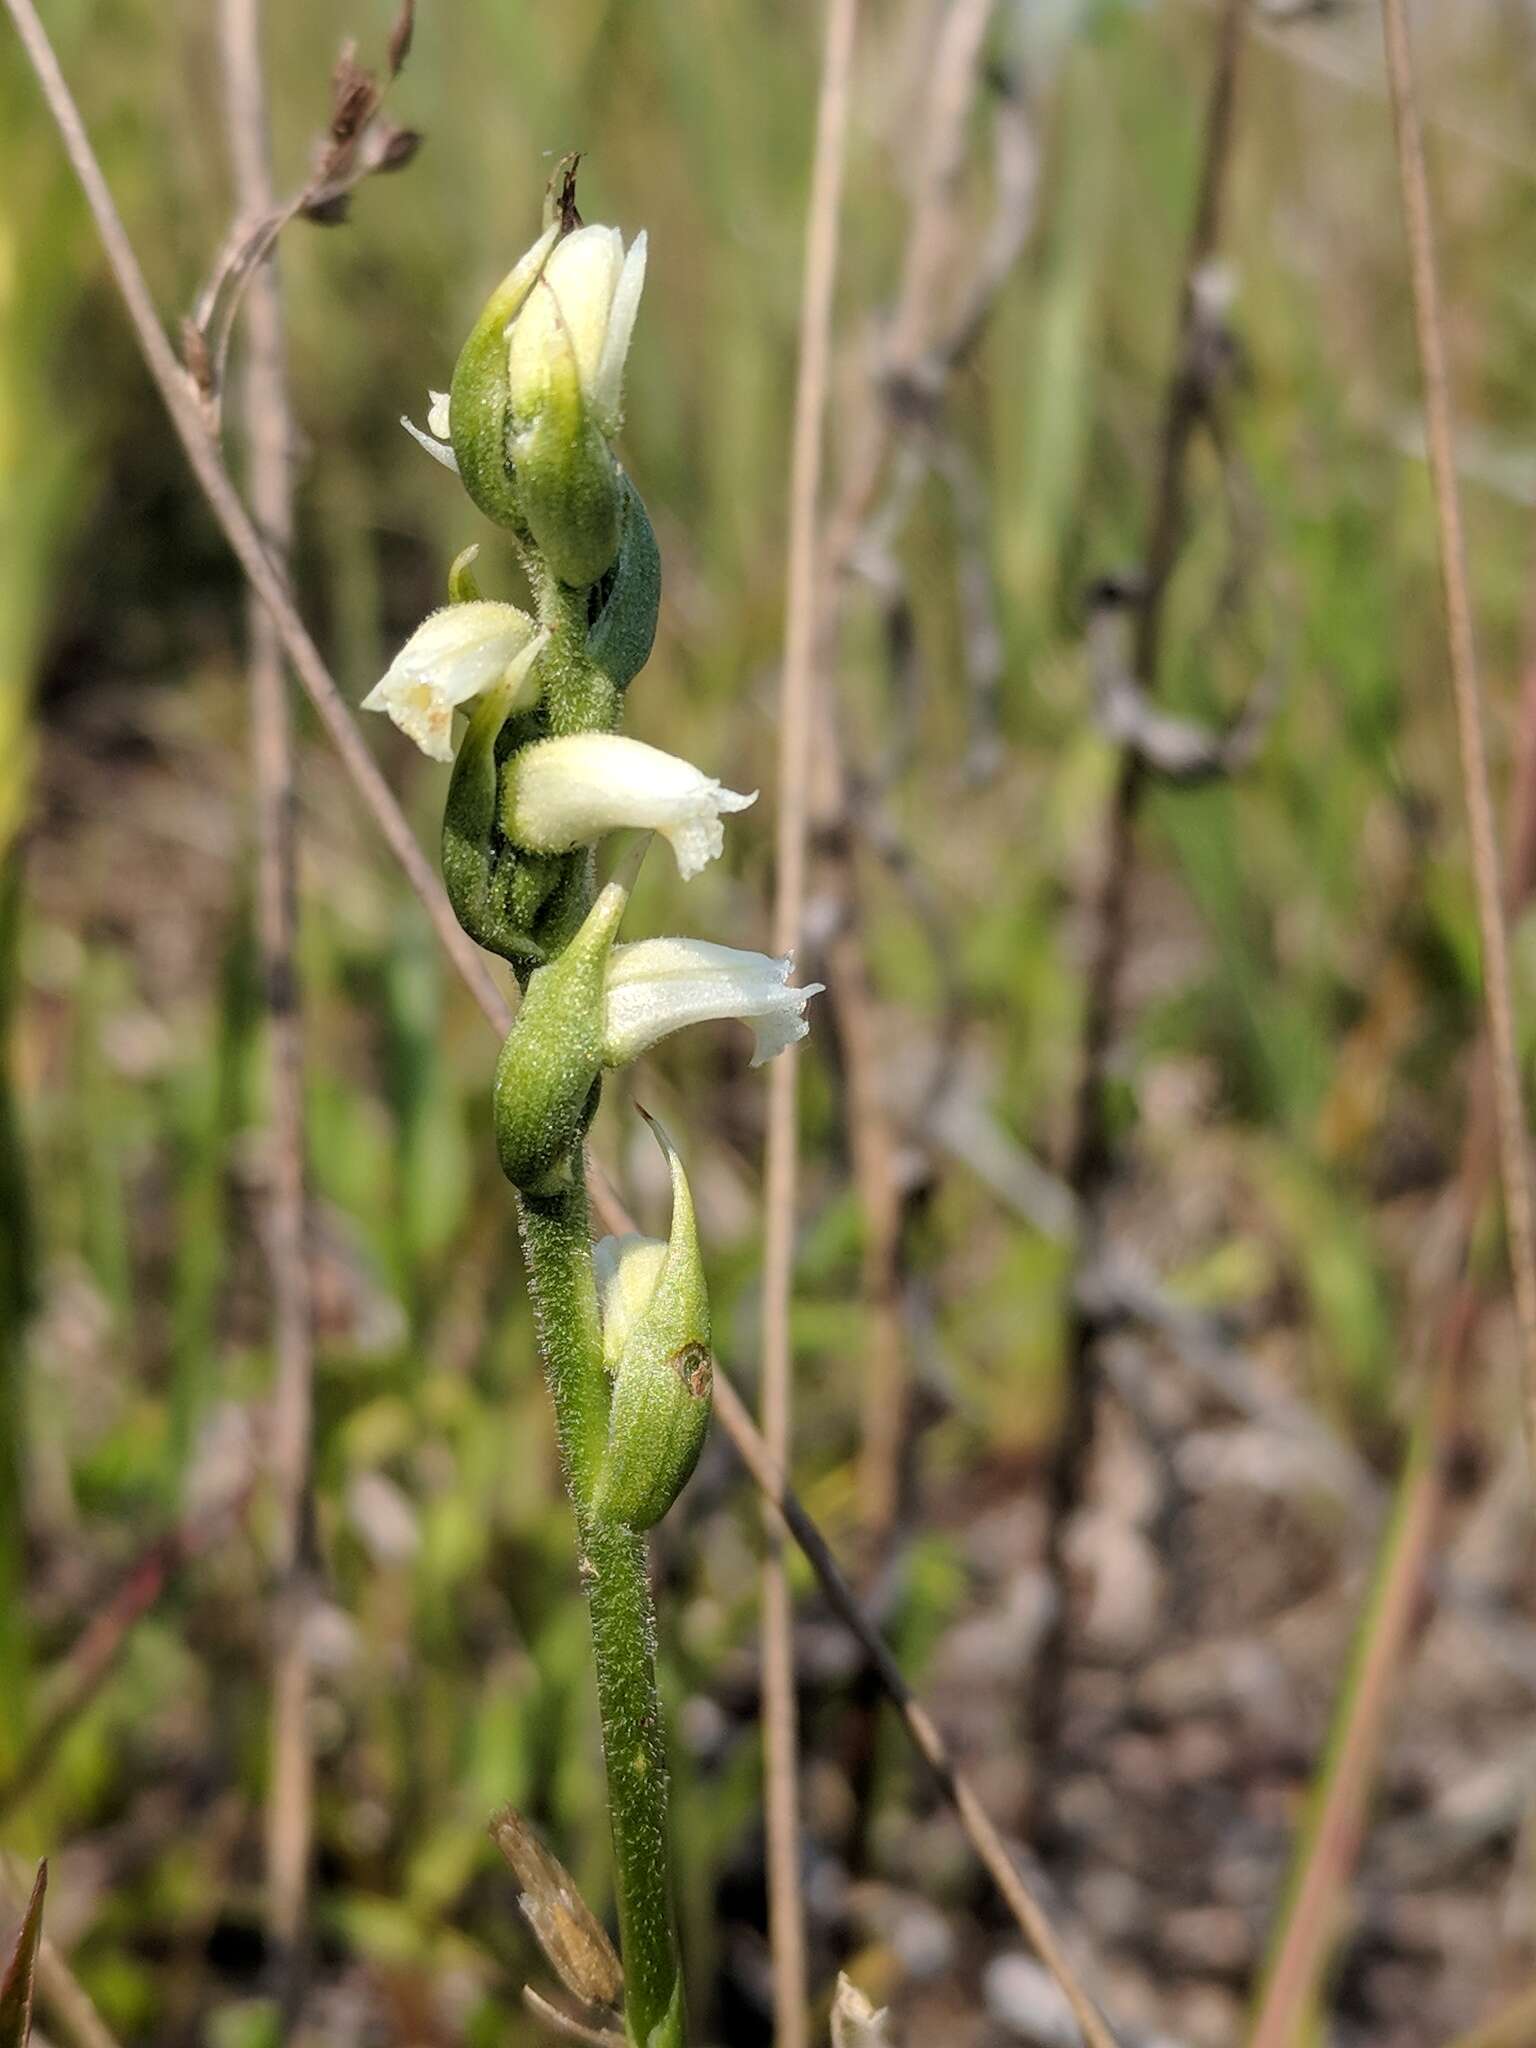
(593, 1232, 667, 1369)
(504, 733, 756, 877)
(427, 389, 452, 438)
(362, 601, 540, 763)
(601, 937, 823, 1067)
(509, 224, 622, 408)
(401, 413, 459, 471)
(592, 229, 646, 434)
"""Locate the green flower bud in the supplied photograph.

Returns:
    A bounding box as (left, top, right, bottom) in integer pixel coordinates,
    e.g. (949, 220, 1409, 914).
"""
(491, 865, 633, 1193)
(449, 223, 559, 531)
(590, 1113, 713, 1531)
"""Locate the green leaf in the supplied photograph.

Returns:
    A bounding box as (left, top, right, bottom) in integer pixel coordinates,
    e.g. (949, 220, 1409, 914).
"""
(0, 1863, 46, 2048)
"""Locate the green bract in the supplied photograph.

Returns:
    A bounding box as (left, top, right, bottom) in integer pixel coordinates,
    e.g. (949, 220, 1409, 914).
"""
(491, 874, 628, 1193)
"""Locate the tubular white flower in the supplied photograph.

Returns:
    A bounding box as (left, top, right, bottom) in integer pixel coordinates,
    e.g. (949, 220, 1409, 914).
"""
(363, 602, 543, 763)
(506, 223, 648, 438)
(503, 734, 756, 879)
(601, 938, 824, 1068)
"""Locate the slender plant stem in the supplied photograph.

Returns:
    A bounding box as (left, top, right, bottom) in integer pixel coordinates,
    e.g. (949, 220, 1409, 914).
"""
(1, 15, 1122, 2028)
(216, 0, 318, 2026)
(582, 1514, 680, 2047)
(1246, 1374, 1450, 2048)
(1380, 0, 1536, 1450)
(518, 1175, 684, 2048)
(760, 0, 859, 2035)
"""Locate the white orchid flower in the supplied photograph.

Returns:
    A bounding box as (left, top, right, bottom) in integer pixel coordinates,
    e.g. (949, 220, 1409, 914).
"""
(502, 734, 756, 880)
(401, 388, 458, 471)
(362, 602, 544, 763)
(506, 223, 648, 438)
(601, 937, 823, 1068)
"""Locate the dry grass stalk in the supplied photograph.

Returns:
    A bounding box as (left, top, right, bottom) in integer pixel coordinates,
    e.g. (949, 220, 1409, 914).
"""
(216, 0, 319, 2028)
(759, 0, 860, 2037)
(1244, 5, 1536, 2038)
(1379, 0, 1536, 1445)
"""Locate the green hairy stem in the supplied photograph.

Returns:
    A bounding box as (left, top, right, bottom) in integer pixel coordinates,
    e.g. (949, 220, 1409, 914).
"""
(518, 1176, 685, 2047)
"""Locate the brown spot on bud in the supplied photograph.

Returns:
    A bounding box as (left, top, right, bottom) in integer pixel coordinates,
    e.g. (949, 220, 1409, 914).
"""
(670, 1342, 713, 1401)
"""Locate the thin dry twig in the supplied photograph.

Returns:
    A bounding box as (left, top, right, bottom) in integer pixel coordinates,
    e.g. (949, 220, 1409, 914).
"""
(216, 0, 321, 2028)
(186, 5, 419, 431)
(2, 12, 1124, 2032)
(814, 0, 1026, 1558)
(760, 1, 860, 2034)
(1379, 0, 1536, 1447)
(713, 1373, 1120, 2048)
(1031, 0, 1248, 1788)
(0, 0, 512, 1044)
(1086, 576, 1282, 784)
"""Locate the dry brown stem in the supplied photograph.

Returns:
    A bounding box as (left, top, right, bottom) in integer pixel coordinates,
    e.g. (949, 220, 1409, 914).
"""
(1380, 0, 1536, 1447)
(759, 1, 860, 2035)
(216, 0, 320, 2027)
(1243, 5, 1536, 2037)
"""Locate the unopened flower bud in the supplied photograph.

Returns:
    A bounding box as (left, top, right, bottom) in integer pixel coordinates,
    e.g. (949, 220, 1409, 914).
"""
(491, 868, 633, 1193)
(590, 1113, 712, 1530)
(503, 733, 756, 880)
(500, 223, 646, 589)
(601, 938, 823, 1068)
(507, 224, 646, 442)
(363, 602, 544, 763)
(449, 223, 560, 530)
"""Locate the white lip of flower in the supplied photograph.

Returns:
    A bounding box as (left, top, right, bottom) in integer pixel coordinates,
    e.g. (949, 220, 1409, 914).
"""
(362, 602, 544, 763)
(401, 388, 458, 472)
(601, 937, 824, 1068)
(504, 734, 756, 880)
(505, 223, 647, 437)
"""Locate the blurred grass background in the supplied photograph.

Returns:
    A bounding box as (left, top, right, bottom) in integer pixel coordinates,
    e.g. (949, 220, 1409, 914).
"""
(7, 1, 1536, 2043)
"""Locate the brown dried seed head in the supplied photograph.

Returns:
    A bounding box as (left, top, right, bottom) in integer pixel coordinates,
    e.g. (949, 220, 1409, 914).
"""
(489, 1809, 623, 2012)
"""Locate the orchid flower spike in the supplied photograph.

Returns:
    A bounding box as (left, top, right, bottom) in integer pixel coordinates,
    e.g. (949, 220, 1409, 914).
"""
(502, 733, 756, 880)
(601, 938, 823, 1068)
(362, 601, 545, 763)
